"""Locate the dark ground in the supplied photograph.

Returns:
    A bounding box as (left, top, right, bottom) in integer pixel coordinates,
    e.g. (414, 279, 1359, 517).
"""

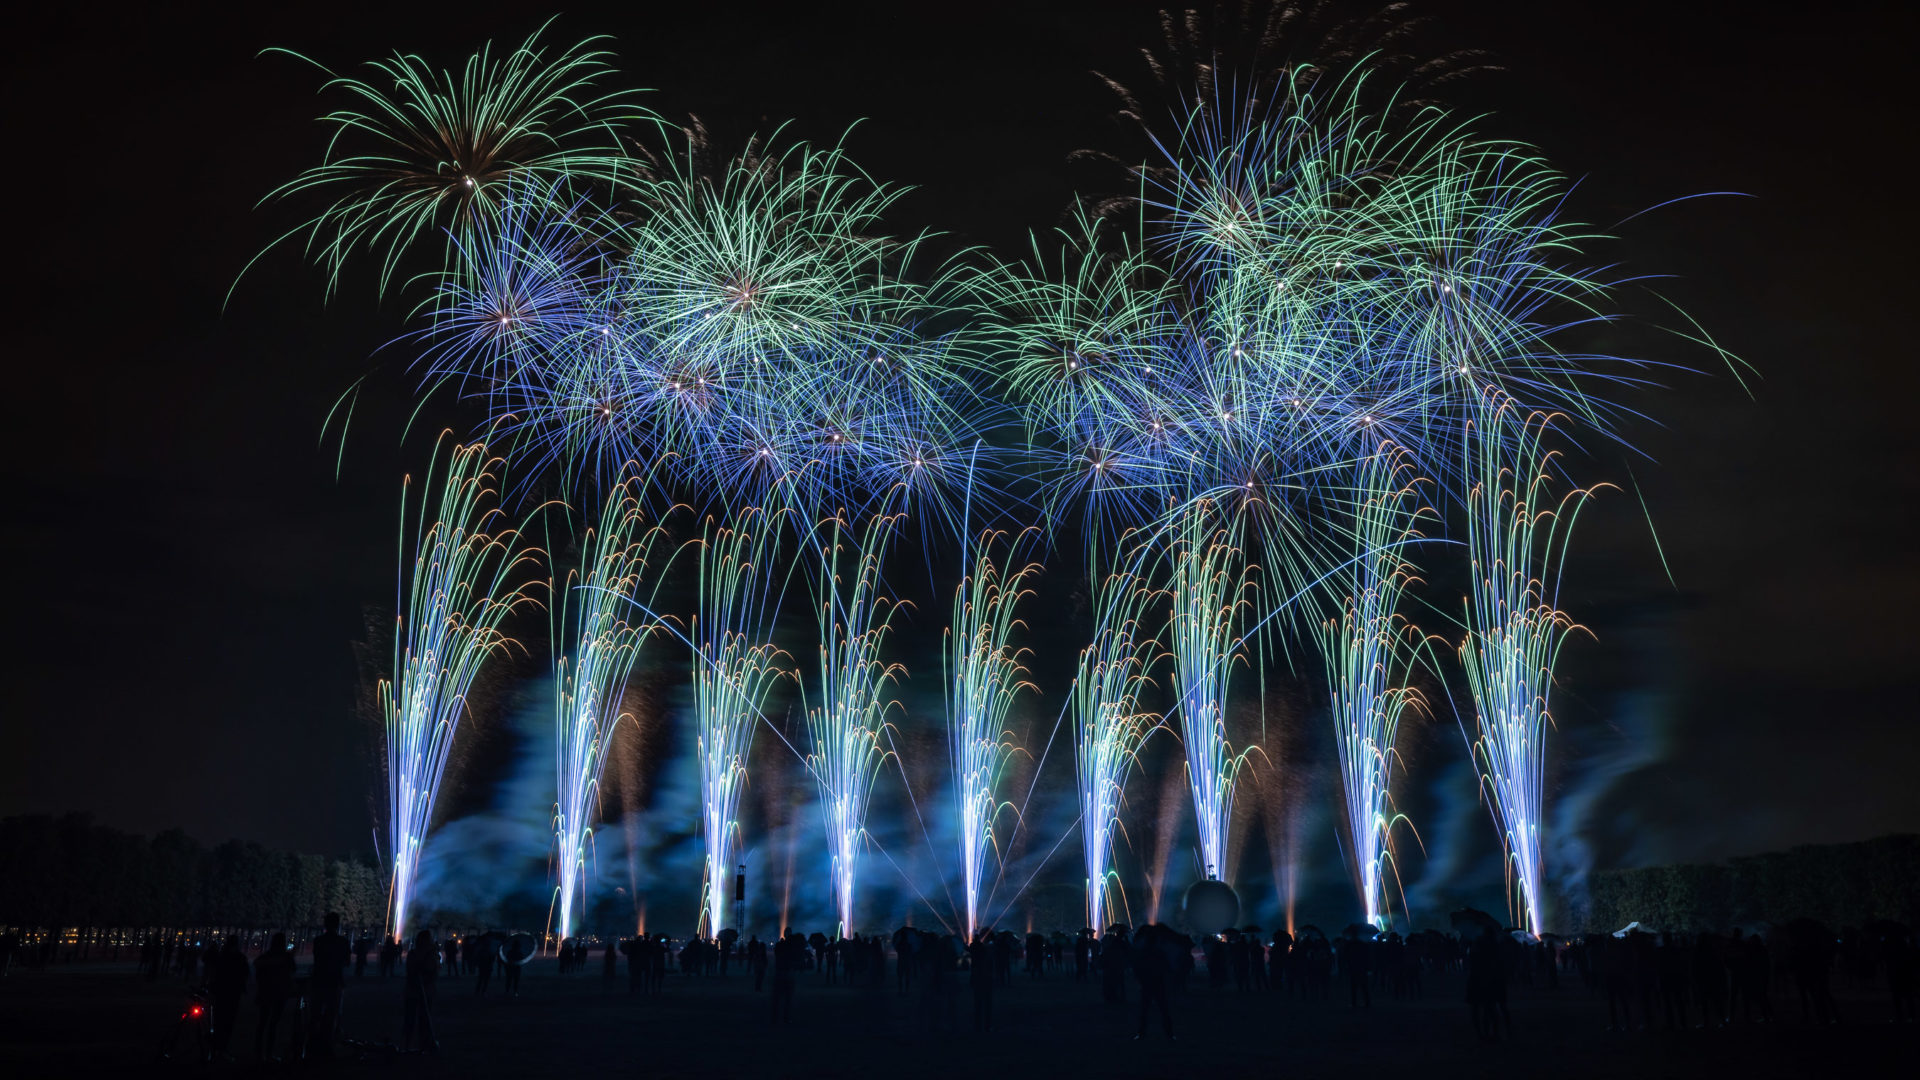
(1, 957, 1912, 1079)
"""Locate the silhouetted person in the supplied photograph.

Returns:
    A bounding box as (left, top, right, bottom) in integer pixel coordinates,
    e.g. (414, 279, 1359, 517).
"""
(307, 913, 350, 1059)
(1338, 933, 1371, 1008)
(1382, 933, 1407, 998)
(1693, 931, 1726, 1026)
(502, 940, 526, 997)
(1204, 935, 1228, 988)
(1101, 931, 1131, 1004)
(209, 937, 249, 1059)
(1466, 931, 1510, 1041)
(353, 934, 371, 978)
(1132, 927, 1174, 1040)
(1658, 932, 1690, 1029)
(893, 927, 916, 993)
(254, 932, 295, 1061)
(1628, 931, 1658, 1029)
(808, 931, 828, 978)
(1597, 935, 1632, 1031)
(969, 935, 994, 1033)
(475, 933, 497, 995)
(748, 935, 768, 991)
(402, 930, 439, 1054)
(771, 931, 801, 1024)
(1791, 926, 1838, 1025)
(616, 936, 641, 994)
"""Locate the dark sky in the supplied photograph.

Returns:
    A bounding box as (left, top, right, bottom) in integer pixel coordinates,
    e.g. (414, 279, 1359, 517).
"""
(5, 0, 1916, 886)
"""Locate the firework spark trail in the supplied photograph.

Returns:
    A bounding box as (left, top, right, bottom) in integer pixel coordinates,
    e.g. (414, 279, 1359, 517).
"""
(1458, 394, 1607, 936)
(945, 526, 1041, 938)
(691, 498, 792, 936)
(1165, 499, 1259, 882)
(1318, 442, 1433, 929)
(1073, 536, 1165, 931)
(803, 508, 906, 936)
(254, 21, 644, 299)
(383, 435, 543, 941)
(550, 470, 672, 943)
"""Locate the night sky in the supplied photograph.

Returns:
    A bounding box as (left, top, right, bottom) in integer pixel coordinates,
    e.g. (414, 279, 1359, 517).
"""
(6, 0, 1915, 915)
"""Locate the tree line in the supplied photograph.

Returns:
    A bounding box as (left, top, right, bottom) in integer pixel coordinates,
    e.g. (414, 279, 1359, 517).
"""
(1587, 834, 1919, 933)
(0, 814, 385, 932)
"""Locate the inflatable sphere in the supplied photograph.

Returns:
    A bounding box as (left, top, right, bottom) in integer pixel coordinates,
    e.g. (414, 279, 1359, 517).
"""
(1182, 879, 1240, 936)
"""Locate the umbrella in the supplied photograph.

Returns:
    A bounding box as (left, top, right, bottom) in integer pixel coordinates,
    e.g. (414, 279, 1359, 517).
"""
(501, 932, 536, 966)
(1864, 919, 1910, 940)
(1295, 925, 1327, 941)
(1783, 917, 1832, 943)
(1449, 908, 1502, 938)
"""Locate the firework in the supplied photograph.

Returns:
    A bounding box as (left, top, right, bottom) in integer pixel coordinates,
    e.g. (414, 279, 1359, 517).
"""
(620, 135, 926, 374)
(550, 470, 672, 943)
(691, 499, 792, 936)
(246, 20, 1729, 943)
(802, 508, 906, 936)
(945, 526, 1041, 938)
(400, 121, 990, 518)
(1073, 538, 1165, 931)
(258, 22, 644, 297)
(1318, 441, 1432, 928)
(382, 436, 542, 941)
(1164, 499, 1260, 881)
(1457, 394, 1607, 936)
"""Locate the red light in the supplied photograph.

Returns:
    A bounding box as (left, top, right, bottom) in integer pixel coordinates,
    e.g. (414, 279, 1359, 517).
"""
(190, 1006, 202, 1017)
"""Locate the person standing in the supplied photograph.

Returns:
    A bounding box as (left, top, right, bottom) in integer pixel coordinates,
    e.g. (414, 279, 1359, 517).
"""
(1132, 926, 1173, 1040)
(209, 937, 250, 1060)
(969, 935, 995, 1033)
(502, 939, 526, 998)
(253, 932, 295, 1062)
(402, 930, 440, 1054)
(748, 935, 768, 992)
(1338, 933, 1371, 1008)
(771, 931, 800, 1024)
(1466, 931, 1511, 1041)
(621, 936, 646, 994)
(307, 913, 350, 1059)
(474, 932, 497, 996)
(1101, 930, 1131, 1005)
